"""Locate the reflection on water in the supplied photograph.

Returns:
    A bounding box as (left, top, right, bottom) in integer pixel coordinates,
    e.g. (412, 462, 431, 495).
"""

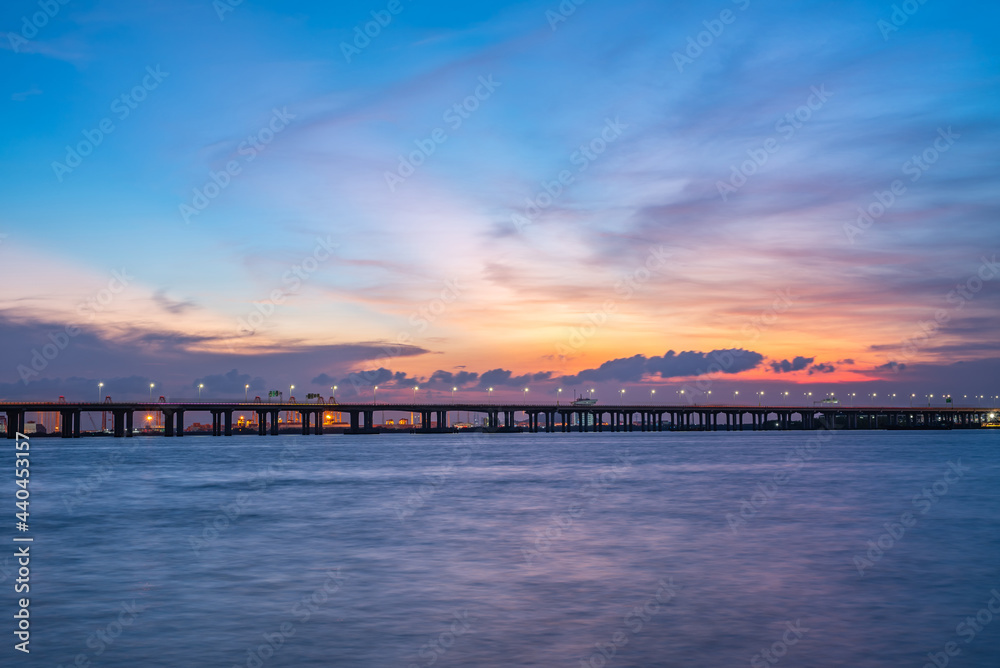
(7, 431, 1000, 666)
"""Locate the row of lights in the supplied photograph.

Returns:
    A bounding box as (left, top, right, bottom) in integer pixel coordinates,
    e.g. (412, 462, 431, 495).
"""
(93, 382, 1000, 407)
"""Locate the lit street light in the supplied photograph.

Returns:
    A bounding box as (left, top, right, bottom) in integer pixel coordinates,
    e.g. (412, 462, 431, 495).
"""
(488, 387, 493, 404)
(620, 389, 625, 403)
(373, 385, 378, 404)
(149, 383, 154, 401)
(289, 385, 295, 402)
(734, 390, 739, 404)
(98, 382, 104, 402)
(245, 384, 250, 401)
(198, 383, 204, 398)
(557, 388, 562, 406)
(650, 388, 656, 404)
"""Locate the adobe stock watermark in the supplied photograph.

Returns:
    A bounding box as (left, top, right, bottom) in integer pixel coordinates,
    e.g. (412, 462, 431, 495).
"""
(390, 431, 486, 523)
(877, 0, 931, 40)
(877, 254, 997, 371)
(17, 268, 134, 384)
(384, 76, 501, 192)
(555, 245, 670, 358)
(522, 451, 632, 565)
(213, 0, 244, 21)
(853, 459, 968, 576)
(343, 277, 465, 395)
(750, 620, 810, 668)
(546, 0, 586, 31)
(235, 236, 338, 337)
(232, 568, 346, 668)
(51, 66, 169, 182)
(726, 422, 833, 533)
(407, 610, 475, 668)
(340, 0, 409, 62)
(62, 440, 143, 514)
(844, 127, 959, 244)
(672, 0, 751, 73)
(189, 442, 302, 556)
(512, 117, 627, 234)
(180, 107, 296, 224)
(922, 588, 1000, 668)
(6, 0, 72, 54)
(578, 578, 677, 668)
(717, 85, 833, 201)
(55, 599, 147, 668)
(677, 288, 794, 400)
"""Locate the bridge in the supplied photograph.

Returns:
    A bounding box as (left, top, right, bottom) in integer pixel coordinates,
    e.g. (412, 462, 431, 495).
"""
(1, 400, 996, 438)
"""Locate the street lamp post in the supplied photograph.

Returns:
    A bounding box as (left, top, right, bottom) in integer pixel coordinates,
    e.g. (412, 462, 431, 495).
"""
(411, 386, 418, 427)
(245, 384, 250, 401)
(198, 383, 204, 398)
(734, 390, 740, 404)
(373, 386, 378, 404)
(149, 383, 154, 401)
(98, 382, 104, 402)
(757, 390, 764, 407)
(488, 387, 493, 404)
(650, 389, 656, 404)
(557, 388, 562, 405)
(620, 389, 625, 403)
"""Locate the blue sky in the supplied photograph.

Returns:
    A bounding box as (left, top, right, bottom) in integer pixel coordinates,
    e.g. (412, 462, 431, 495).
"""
(1, 0, 999, 402)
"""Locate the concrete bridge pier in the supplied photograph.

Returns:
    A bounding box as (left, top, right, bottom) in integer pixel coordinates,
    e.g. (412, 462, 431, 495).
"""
(60, 410, 73, 438)
(5, 410, 24, 438)
(164, 409, 175, 437)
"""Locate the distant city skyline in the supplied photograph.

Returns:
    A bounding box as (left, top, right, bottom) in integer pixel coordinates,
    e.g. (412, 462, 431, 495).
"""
(2, 0, 998, 401)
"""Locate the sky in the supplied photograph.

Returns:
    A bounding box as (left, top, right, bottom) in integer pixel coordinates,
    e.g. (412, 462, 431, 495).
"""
(1, 0, 999, 404)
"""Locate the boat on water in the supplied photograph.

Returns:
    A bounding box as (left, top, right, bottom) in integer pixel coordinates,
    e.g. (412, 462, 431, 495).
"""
(571, 396, 597, 406)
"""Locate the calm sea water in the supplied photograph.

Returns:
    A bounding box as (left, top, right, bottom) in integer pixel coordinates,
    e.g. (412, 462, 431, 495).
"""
(4, 430, 1000, 667)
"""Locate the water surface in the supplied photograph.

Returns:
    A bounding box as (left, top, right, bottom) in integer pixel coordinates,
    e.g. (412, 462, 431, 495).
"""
(5, 430, 1000, 667)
